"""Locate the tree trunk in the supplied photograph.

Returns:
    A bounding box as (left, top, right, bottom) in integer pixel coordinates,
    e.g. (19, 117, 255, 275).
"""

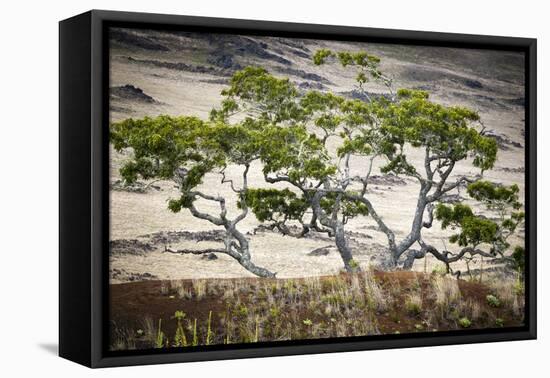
(334, 224, 360, 273)
(236, 252, 276, 278)
(311, 191, 360, 273)
(226, 223, 277, 278)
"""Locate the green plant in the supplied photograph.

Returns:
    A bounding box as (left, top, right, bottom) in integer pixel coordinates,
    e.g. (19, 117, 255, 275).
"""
(237, 304, 249, 317)
(348, 259, 360, 271)
(405, 293, 423, 316)
(495, 318, 504, 327)
(302, 319, 313, 326)
(155, 319, 165, 348)
(458, 317, 472, 328)
(173, 311, 188, 347)
(486, 294, 501, 308)
(254, 316, 260, 342)
(511, 246, 525, 276)
(206, 311, 214, 345)
(192, 318, 198, 346)
(431, 264, 448, 276)
(269, 306, 281, 318)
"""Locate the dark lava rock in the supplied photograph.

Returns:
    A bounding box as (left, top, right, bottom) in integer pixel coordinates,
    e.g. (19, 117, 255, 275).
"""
(201, 253, 219, 261)
(145, 230, 227, 245)
(439, 194, 465, 204)
(110, 179, 160, 193)
(461, 78, 483, 89)
(110, 239, 154, 256)
(497, 166, 525, 174)
(484, 130, 523, 150)
(236, 38, 292, 65)
(276, 67, 331, 84)
(110, 28, 169, 51)
(507, 97, 525, 107)
(125, 57, 228, 77)
(207, 53, 242, 70)
(110, 85, 155, 103)
(368, 174, 408, 186)
(110, 268, 158, 282)
(298, 81, 326, 90)
(308, 246, 332, 256)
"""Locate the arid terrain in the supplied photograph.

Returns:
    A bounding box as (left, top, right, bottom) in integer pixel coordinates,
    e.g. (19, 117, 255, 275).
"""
(108, 28, 526, 282)
(107, 28, 527, 350)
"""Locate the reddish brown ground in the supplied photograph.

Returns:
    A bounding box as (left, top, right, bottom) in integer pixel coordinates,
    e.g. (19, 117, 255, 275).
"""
(109, 271, 523, 350)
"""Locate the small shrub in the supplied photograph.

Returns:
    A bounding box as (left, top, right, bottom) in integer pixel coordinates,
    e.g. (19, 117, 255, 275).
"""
(405, 293, 423, 316)
(495, 318, 504, 327)
(458, 317, 471, 328)
(269, 306, 281, 318)
(237, 304, 249, 317)
(432, 264, 447, 276)
(349, 259, 360, 271)
(486, 294, 501, 308)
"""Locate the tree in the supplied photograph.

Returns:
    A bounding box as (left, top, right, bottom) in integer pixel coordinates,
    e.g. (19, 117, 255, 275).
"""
(216, 51, 507, 272)
(302, 50, 508, 268)
(210, 67, 372, 272)
(110, 115, 276, 277)
(432, 181, 525, 272)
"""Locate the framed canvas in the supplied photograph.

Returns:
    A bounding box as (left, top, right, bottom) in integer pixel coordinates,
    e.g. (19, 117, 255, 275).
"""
(59, 10, 537, 368)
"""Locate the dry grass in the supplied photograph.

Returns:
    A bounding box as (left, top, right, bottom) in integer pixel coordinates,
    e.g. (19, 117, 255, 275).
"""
(432, 275, 461, 308)
(109, 270, 525, 351)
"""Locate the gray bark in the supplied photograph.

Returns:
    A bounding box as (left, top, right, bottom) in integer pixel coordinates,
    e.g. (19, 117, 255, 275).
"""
(311, 190, 360, 272)
(176, 164, 276, 278)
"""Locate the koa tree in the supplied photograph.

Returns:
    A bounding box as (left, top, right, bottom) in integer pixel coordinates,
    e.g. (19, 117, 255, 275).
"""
(110, 115, 276, 277)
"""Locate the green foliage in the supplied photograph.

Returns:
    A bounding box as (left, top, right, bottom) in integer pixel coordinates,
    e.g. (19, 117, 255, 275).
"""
(486, 294, 501, 308)
(405, 300, 422, 316)
(155, 319, 165, 348)
(511, 246, 525, 275)
(435, 203, 498, 247)
(436, 179, 525, 257)
(431, 265, 448, 275)
(241, 188, 308, 223)
(458, 317, 472, 328)
(258, 124, 336, 182)
(210, 66, 301, 124)
(206, 311, 213, 345)
(173, 311, 188, 347)
(312, 49, 333, 65)
(467, 181, 522, 210)
(381, 90, 497, 174)
(111, 115, 208, 183)
(320, 192, 369, 221)
(313, 49, 383, 82)
(348, 259, 360, 270)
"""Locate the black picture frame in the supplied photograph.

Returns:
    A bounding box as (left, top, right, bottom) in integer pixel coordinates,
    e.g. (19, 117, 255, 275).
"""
(59, 9, 537, 368)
